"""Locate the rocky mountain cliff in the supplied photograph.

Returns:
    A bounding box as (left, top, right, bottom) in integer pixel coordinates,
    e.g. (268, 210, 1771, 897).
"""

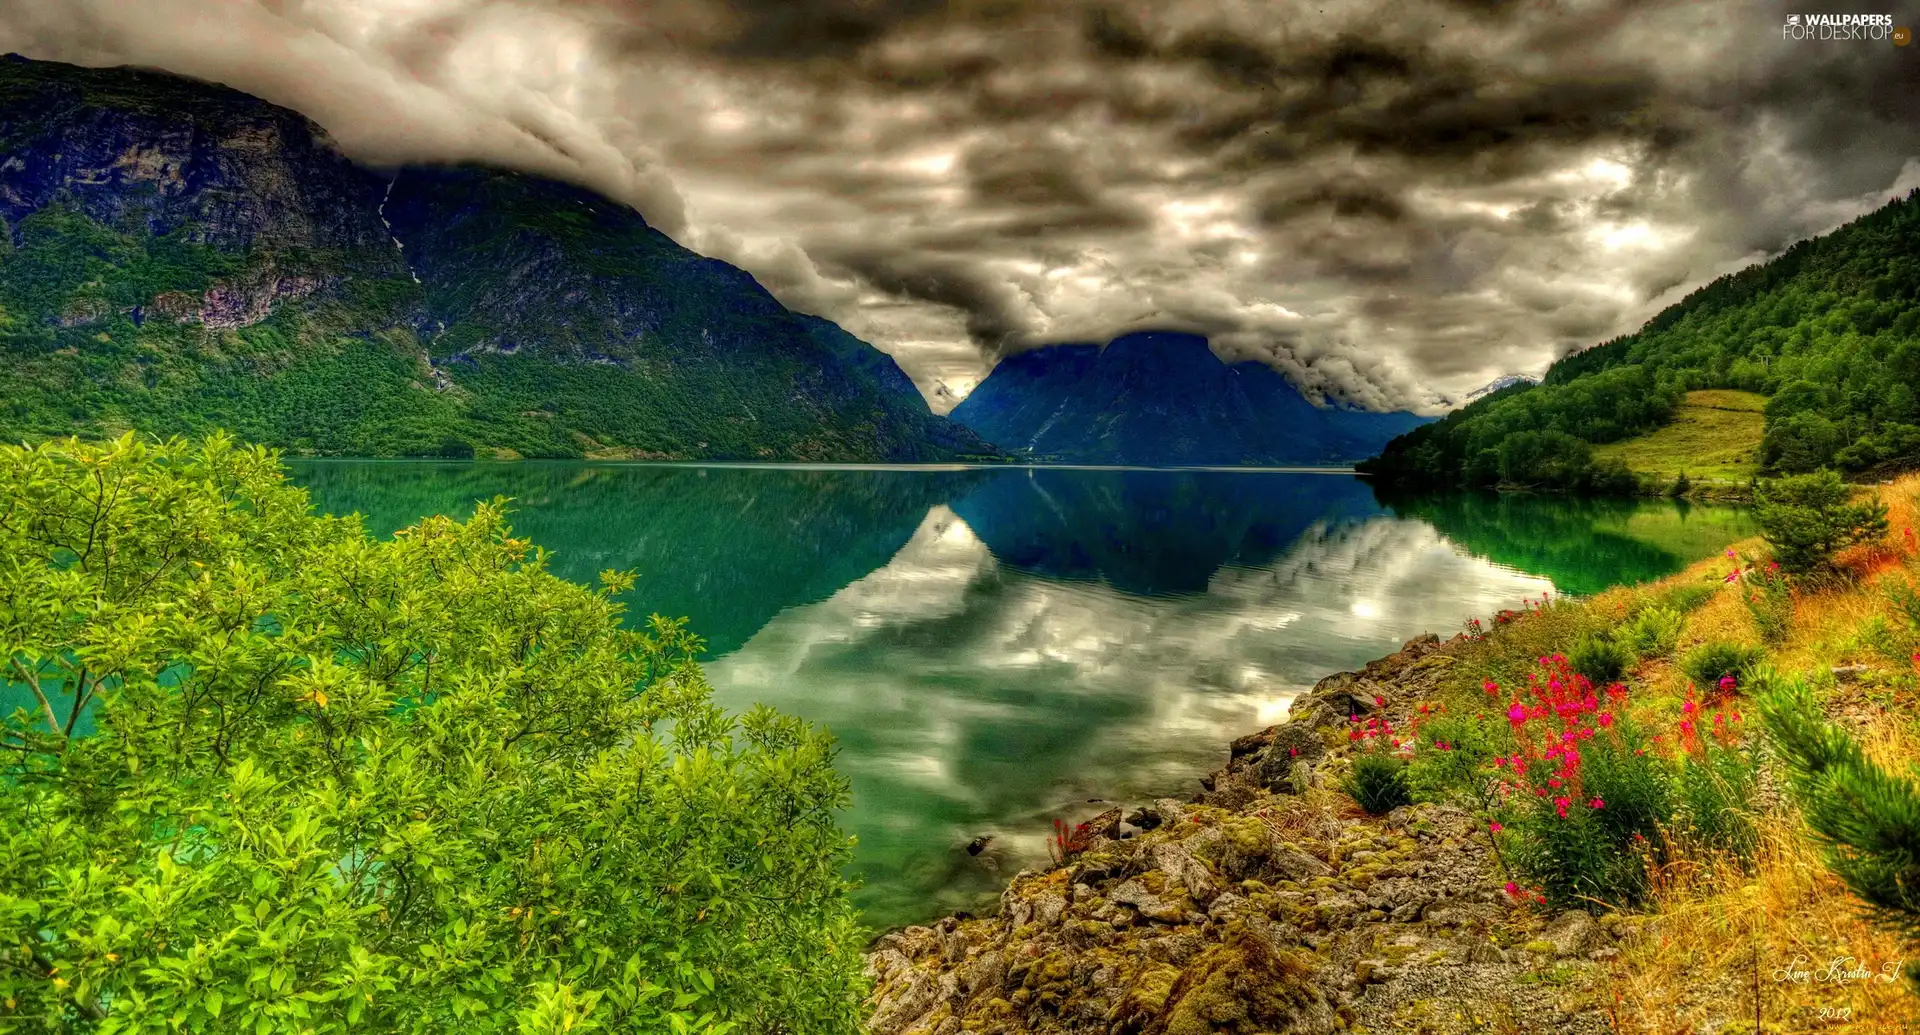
(0, 54, 996, 461)
(949, 333, 1432, 466)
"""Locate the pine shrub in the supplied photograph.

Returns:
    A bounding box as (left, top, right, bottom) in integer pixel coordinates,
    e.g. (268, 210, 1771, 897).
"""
(1761, 681, 1920, 988)
(1570, 633, 1634, 684)
(1343, 744, 1412, 816)
(1620, 605, 1685, 658)
(1681, 641, 1767, 695)
(1756, 469, 1889, 572)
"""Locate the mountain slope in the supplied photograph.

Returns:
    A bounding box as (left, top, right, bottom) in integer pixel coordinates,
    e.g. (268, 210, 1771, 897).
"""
(1361, 189, 1920, 490)
(1460, 374, 1537, 405)
(0, 54, 996, 461)
(949, 331, 1432, 465)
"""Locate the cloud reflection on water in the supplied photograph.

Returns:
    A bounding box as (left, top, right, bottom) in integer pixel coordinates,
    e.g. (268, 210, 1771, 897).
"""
(709, 497, 1556, 926)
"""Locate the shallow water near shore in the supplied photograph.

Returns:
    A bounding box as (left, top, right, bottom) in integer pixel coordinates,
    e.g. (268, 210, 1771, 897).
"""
(289, 462, 1754, 929)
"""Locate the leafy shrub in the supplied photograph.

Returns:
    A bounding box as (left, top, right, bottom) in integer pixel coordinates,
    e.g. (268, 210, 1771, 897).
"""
(1755, 469, 1890, 572)
(1049, 818, 1095, 865)
(1620, 605, 1685, 658)
(1682, 641, 1767, 695)
(1669, 471, 1692, 497)
(1343, 744, 1412, 816)
(1405, 708, 1515, 809)
(1570, 633, 1634, 684)
(0, 436, 867, 1033)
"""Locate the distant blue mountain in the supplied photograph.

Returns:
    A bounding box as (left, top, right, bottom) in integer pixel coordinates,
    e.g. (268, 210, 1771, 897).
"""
(949, 331, 1434, 465)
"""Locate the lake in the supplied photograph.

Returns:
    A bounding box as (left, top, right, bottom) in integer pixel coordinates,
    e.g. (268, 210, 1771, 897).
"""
(289, 462, 1755, 929)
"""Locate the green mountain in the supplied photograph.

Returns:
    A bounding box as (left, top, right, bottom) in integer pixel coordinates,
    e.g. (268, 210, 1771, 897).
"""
(0, 55, 998, 461)
(1360, 189, 1920, 491)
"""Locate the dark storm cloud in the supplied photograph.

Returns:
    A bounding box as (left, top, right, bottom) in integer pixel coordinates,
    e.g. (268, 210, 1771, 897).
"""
(6, 0, 1919, 408)
(815, 246, 1034, 352)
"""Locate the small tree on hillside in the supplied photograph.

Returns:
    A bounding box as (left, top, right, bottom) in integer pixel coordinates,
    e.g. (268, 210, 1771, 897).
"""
(1755, 469, 1888, 572)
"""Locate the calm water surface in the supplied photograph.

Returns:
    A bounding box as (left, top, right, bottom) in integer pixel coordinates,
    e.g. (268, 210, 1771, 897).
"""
(289, 463, 1754, 928)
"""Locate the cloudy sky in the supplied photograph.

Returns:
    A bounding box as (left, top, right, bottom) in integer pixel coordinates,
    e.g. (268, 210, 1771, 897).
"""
(6, 0, 1919, 412)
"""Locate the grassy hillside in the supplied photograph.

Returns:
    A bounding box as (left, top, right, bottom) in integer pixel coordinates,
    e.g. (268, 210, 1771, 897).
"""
(1591, 389, 1767, 485)
(1362, 189, 1920, 491)
(1428, 476, 1920, 1027)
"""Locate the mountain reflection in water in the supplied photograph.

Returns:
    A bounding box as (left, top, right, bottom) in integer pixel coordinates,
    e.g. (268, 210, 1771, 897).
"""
(292, 463, 1754, 928)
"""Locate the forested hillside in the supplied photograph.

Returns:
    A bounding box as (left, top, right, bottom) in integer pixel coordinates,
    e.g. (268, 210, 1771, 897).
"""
(1360, 189, 1920, 490)
(0, 55, 995, 462)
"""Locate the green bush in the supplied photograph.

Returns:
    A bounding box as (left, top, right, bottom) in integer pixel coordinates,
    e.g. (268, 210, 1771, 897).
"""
(1620, 605, 1685, 658)
(1404, 711, 1514, 808)
(0, 436, 866, 1033)
(1343, 746, 1412, 816)
(1570, 634, 1634, 684)
(1755, 469, 1889, 572)
(1682, 642, 1767, 693)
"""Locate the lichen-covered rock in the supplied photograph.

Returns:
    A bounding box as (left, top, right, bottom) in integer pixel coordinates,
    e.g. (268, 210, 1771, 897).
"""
(864, 630, 1613, 1035)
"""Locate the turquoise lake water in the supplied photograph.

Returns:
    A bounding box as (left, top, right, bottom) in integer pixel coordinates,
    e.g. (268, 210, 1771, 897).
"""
(288, 462, 1755, 928)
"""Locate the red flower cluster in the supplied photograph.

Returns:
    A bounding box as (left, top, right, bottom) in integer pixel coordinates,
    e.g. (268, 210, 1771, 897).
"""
(1482, 592, 1552, 630)
(1487, 654, 1623, 819)
(1675, 684, 1743, 753)
(1049, 818, 1093, 864)
(1503, 880, 1547, 905)
(1348, 712, 1409, 752)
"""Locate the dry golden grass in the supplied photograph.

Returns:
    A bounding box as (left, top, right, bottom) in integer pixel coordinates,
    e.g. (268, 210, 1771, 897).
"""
(1608, 814, 1917, 1034)
(1398, 477, 1920, 1030)
(1603, 473, 1920, 1033)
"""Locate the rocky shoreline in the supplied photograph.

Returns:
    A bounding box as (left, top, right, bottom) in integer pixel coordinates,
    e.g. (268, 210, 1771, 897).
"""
(864, 632, 1631, 1034)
